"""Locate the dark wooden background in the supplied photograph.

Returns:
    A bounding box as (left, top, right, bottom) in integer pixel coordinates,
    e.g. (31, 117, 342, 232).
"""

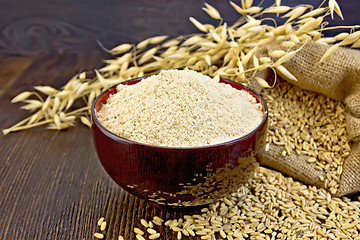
(0, 1, 360, 240)
(0, 0, 359, 55)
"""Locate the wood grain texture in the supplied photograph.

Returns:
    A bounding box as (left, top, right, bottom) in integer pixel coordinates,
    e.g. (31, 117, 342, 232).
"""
(1, 53, 360, 239)
(0, 0, 359, 54)
(0, 0, 360, 237)
(0, 54, 200, 240)
(0, 56, 34, 97)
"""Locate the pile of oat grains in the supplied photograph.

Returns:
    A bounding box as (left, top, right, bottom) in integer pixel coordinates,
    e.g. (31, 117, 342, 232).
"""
(93, 78, 360, 240)
(94, 167, 360, 240)
(262, 80, 348, 194)
(92, 68, 359, 240)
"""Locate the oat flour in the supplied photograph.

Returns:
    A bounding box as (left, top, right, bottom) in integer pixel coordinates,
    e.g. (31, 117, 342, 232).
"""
(96, 69, 263, 147)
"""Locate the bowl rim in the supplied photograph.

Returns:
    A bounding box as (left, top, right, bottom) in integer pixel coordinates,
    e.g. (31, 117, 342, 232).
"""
(91, 76, 268, 150)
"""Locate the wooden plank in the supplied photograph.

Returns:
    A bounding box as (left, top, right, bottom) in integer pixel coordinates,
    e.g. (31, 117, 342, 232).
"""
(0, 53, 197, 239)
(0, 56, 33, 97)
(0, 119, 188, 239)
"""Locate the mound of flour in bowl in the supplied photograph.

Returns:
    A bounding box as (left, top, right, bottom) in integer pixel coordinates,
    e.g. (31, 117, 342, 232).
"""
(96, 69, 263, 147)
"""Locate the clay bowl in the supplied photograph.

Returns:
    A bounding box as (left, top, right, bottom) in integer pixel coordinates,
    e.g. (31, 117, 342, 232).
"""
(91, 77, 268, 208)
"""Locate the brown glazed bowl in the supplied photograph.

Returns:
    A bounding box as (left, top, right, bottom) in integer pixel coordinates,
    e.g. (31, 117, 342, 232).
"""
(91, 77, 268, 208)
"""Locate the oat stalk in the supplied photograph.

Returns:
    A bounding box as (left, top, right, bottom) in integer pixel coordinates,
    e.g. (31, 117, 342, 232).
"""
(3, 0, 359, 134)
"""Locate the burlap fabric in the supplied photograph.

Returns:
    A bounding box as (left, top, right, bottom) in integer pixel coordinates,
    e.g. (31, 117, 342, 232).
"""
(253, 42, 360, 196)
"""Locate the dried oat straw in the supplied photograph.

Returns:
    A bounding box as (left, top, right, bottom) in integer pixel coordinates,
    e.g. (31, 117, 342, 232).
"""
(5, 0, 358, 136)
(96, 69, 263, 147)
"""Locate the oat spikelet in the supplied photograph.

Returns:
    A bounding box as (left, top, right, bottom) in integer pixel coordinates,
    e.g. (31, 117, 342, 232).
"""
(88, 91, 96, 108)
(51, 96, 60, 113)
(240, 17, 261, 30)
(255, 76, 270, 88)
(148, 35, 168, 44)
(117, 53, 132, 65)
(259, 57, 272, 63)
(182, 35, 203, 46)
(11, 91, 33, 103)
(21, 100, 43, 110)
(237, 56, 245, 79)
(136, 39, 149, 49)
(204, 55, 211, 66)
(319, 44, 339, 62)
(329, 0, 344, 20)
(81, 116, 91, 128)
(75, 82, 89, 96)
(41, 97, 51, 111)
(138, 47, 158, 64)
(275, 65, 297, 82)
(198, 41, 218, 49)
(263, 6, 290, 14)
(79, 72, 86, 79)
(274, 50, 298, 66)
(339, 31, 360, 46)
(230, 1, 246, 15)
(352, 39, 360, 48)
(334, 32, 349, 41)
(162, 39, 180, 48)
(241, 47, 257, 66)
(111, 43, 132, 54)
(95, 69, 106, 84)
(296, 17, 323, 34)
(316, 37, 336, 44)
(269, 50, 286, 58)
(244, 0, 253, 9)
(245, 7, 262, 14)
(99, 64, 121, 72)
(203, 3, 221, 20)
(282, 7, 307, 23)
(299, 8, 326, 19)
(54, 114, 61, 129)
(281, 41, 296, 48)
(34, 86, 58, 95)
(290, 33, 300, 43)
(189, 17, 208, 32)
(240, 0, 246, 9)
(210, 30, 222, 43)
(253, 55, 259, 68)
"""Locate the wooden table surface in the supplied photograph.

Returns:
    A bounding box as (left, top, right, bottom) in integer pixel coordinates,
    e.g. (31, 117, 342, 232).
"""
(2, 51, 360, 240)
(0, 53, 198, 240)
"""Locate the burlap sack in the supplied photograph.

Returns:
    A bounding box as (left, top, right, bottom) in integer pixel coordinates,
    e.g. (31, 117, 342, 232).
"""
(254, 42, 360, 197)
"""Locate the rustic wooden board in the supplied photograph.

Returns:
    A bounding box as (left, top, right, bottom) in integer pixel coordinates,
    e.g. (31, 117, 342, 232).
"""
(0, 53, 203, 239)
(1, 53, 360, 239)
(0, 0, 358, 54)
(1, 0, 360, 237)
